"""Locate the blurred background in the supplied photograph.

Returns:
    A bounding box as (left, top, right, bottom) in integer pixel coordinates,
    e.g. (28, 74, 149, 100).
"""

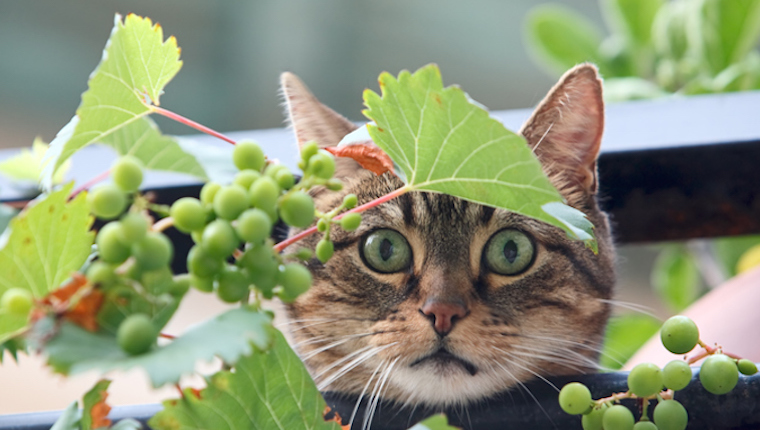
(1, 0, 758, 417)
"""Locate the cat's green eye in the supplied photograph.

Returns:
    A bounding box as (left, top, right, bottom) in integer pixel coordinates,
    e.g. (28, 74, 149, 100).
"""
(483, 229, 535, 276)
(361, 229, 412, 273)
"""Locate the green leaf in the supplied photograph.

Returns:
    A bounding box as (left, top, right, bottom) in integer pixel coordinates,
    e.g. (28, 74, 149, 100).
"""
(599, 314, 661, 370)
(712, 234, 760, 277)
(363, 65, 596, 248)
(150, 330, 341, 430)
(652, 0, 693, 60)
(603, 77, 669, 102)
(689, 0, 760, 74)
(408, 414, 459, 430)
(82, 379, 111, 430)
(43, 13, 183, 187)
(44, 307, 272, 387)
(651, 245, 702, 312)
(0, 138, 70, 186)
(50, 401, 82, 430)
(0, 337, 25, 364)
(525, 4, 603, 76)
(0, 183, 94, 344)
(602, 0, 664, 46)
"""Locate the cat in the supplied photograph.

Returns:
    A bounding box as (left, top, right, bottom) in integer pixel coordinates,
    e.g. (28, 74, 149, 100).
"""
(279, 64, 616, 419)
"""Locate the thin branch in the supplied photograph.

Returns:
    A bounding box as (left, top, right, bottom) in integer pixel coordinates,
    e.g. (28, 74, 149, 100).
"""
(151, 106, 237, 145)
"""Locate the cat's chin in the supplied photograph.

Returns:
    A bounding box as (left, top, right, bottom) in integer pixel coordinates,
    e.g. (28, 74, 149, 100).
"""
(386, 364, 509, 406)
(409, 349, 478, 376)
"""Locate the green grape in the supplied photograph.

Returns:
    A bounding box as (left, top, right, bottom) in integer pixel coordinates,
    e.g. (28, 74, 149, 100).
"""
(275, 169, 295, 190)
(239, 245, 279, 298)
(249, 176, 280, 219)
(699, 353, 739, 395)
(88, 184, 127, 220)
(169, 274, 192, 297)
(278, 263, 312, 302)
(86, 261, 117, 286)
(233, 140, 265, 171)
(216, 266, 250, 303)
(632, 421, 658, 430)
(660, 315, 699, 354)
(558, 382, 592, 415)
(653, 399, 688, 430)
(581, 406, 605, 430)
(294, 248, 313, 260)
(602, 405, 635, 430)
(326, 178, 343, 191)
(343, 194, 358, 209)
(170, 197, 206, 233)
(132, 232, 174, 271)
(111, 155, 144, 192)
(200, 182, 221, 206)
(306, 150, 336, 180)
(233, 169, 261, 189)
(235, 208, 272, 244)
(201, 219, 239, 258)
(300, 141, 319, 164)
(191, 230, 203, 244)
(628, 362, 663, 397)
(279, 191, 315, 228)
(97, 222, 131, 264)
(662, 360, 692, 391)
(738, 358, 758, 375)
(213, 184, 249, 221)
(117, 314, 156, 355)
(340, 212, 362, 231)
(190, 274, 214, 293)
(187, 245, 223, 278)
(1, 288, 33, 315)
(264, 163, 288, 179)
(317, 218, 329, 232)
(316, 239, 334, 263)
(118, 212, 149, 245)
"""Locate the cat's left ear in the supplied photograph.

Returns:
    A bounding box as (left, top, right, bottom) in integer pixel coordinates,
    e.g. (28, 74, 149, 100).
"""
(519, 64, 604, 208)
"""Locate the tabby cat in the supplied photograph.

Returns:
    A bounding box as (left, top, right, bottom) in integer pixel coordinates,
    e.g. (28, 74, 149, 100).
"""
(280, 65, 615, 416)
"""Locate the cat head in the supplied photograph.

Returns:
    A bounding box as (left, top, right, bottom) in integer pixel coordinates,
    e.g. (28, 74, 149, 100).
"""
(280, 65, 615, 407)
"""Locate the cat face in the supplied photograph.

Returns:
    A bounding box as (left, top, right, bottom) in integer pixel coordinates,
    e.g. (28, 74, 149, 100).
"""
(280, 65, 615, 407)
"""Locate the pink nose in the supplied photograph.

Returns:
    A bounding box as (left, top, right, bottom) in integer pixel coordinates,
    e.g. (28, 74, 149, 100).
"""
(420, 300, 468, 335)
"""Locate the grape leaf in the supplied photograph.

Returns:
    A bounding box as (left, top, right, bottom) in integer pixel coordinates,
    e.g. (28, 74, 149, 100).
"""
(0, 138, 70, 185)
(599, 314, 661, 370)
(150, 330, 341, 430)
(43, 307, 272, 387)
(408, 415, 460, 430)
(82, 379, 112, 430)
(651, 245, 702, 312)
(50, 402, 81, 430)
(0, 183, 94, 344)
(43, 13, 184, 187)
(362, 65, 595, 247)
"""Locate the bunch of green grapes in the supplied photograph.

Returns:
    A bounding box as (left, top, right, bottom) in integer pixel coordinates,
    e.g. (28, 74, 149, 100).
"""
(558, 315, 758, 430)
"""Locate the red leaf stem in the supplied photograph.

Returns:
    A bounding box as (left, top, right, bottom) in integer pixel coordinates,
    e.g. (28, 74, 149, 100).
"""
(151, 106, 238, 145)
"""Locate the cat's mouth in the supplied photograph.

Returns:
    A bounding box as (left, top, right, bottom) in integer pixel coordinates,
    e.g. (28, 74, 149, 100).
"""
(410, 349, 478, 376)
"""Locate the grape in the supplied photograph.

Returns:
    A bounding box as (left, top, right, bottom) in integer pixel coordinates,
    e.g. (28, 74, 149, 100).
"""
(663, 360, 692, 391)
(699, 353, 739, 395)
(213, 184, 249, 221)
(111, 155, 144, 192)
(86, 261, 117, 286)
(602, 405, 635, 430)
(738, 358, 758, 375)
(169, 274, 192, 297)
(316, 239, 334, 263)
(249, 176, 280, 219)
(306, 150, 336, 180)
(132, 232, 173, 271)
(275, 169, 295, 190)
(202, 219, 239, 258)
(628, 362, 663, 397)
(117, 314, 156, 355)
(233, 140, 265, 171)
(653, 399, 688, 430)
(558, 382, 592, 415)
(190, 274, 214, 293)
(88, 184, 127, 220)
(264, 163, 288, 179)
(118, 212, 149, 245)
(317, 218, 329, 232)
(294, 248, 313, 260)
(200, 182, 221, 206)
(278, 263, 312, 302)
(1, 288, 33, 315)
(233, 169, 261, 189)
(660, 316, 699, 354)
(633, 421, 658, 430)
(235, 208, 272, 244)
(343, 194, 358, 209)
(326, 178, 343, 191)
(300, 141, 319, 164)
(581, 406, 605, 430)
(187, 245, 223, 278)
(216, 266, 250, 303)
(340, 212, 362, 231)
(97, 222, 131, 264)
(279, 191, 315, 228)
(171, 197, 207, 233)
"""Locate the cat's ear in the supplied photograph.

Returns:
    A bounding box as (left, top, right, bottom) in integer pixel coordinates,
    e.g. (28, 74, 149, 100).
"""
(519, 64, 604, 208)
(280, 72, 362, 178)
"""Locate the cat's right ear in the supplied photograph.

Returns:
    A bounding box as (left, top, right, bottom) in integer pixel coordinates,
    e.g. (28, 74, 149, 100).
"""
(280, 72, 362, 178)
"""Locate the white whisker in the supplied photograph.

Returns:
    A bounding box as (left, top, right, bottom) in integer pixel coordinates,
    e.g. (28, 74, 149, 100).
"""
(364, 357, 400, 430)
(349, 361, 385, 430)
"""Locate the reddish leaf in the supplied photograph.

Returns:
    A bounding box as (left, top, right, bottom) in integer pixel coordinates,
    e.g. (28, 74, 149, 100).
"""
(325, 144, 394, 176)
(31, 273, 104, 332)
(90, 390, 112, 429)
(323, 406, 351, 430)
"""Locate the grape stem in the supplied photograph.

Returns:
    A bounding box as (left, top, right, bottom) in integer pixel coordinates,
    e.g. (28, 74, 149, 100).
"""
(152, 216, 175, 233)
(273, 185, 411, 252)
(151, 106, 238, 146)
(69, 169, 112, 200)
(593, 389, 674, 407)
(687, 340, 742, 364)
(159, 332, 176, 340)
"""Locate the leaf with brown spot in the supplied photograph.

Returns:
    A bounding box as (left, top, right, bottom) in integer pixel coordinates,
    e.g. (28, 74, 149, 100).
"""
(31, 273, 104, 332)
(325, 144, 394, 176)
(82, 379, 112, 430)
(323, 406, 351, 430)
